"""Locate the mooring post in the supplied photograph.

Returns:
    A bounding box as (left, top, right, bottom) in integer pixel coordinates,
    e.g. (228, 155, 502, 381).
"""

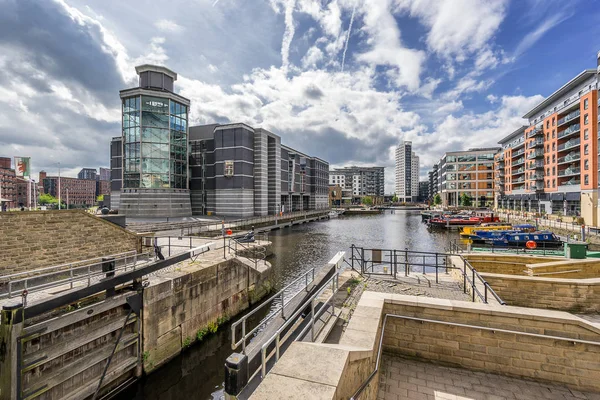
(0, 302, 24, 400)
(224, 353, 248, 400)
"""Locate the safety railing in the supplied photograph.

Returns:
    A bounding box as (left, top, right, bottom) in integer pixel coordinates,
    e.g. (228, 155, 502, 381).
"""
(227, 232, 270, 270)
(349, 245, 505, 306)
(231, 267, 316, 353)
(260, 270, 340, 378)
(448, 239, 562, 257)
(0, 251, 152, 299)
(350, 313, 600, 399)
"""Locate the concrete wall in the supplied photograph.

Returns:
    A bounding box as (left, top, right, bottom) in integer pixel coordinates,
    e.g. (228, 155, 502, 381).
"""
(142, 258, 271, 372)
(482, 273, 600, 312)
(381, 295, 600, 392)
(0, 210, 141, 275)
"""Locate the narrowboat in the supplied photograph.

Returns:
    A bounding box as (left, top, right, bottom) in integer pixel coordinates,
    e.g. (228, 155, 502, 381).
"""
(484, 230, 562, 249)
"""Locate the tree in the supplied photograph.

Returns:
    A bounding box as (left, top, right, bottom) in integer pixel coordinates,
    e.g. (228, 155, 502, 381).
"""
(362, 196, 373, 206)
(459, 193, 472, 207)
(433, 193, 442, 206)
(97, 194, 104, 202)
(392, 194, 398, 203)
(39, 193, 58, 205)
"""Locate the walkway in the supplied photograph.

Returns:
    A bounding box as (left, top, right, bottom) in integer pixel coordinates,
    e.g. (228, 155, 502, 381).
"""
(378, 355, 600, 400)
(362, 273, 472, 302)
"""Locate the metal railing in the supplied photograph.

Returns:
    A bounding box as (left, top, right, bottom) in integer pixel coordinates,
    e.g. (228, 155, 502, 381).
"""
(558, 167, 581, 177)
(350, 313, 600, 400)
(349, 245, 505, 306)
(448, 239, 562, 257)
(0, 251, 152, 299)
(231, 267, 316, 353)
(557, 123, 581, 139)
(557, 138, 580, 151)
(227, 232, 269, 270)
(557, 152, 580, 164)
(557, 109, 580, 126)
(260, 270, 340, 378)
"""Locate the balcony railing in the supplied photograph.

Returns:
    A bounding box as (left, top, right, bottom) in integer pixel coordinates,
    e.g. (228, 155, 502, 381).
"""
(557, 109, 580, 126)
(526, 150, 544, 159)
(512, 149, 525, 157)
(526, 160, 544, 170)
(512, 141, 525, 150)
(527, 128, 543, 138)
(560, 178, 581, 186)
(512, 158, 525, 166)
(513, 177, 525, 183)
(557, 152, 581, 165)
(512, 168, 525, 175)
(557, 138, 580, 152)
(557, 123, 581, 140)
(529, 138, 544, 147)
(531, 174, 544, 180)
(533, 183, 544, 190)
(558, 167, 581, 177)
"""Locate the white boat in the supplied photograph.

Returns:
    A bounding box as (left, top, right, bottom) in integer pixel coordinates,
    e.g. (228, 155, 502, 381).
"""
(328, 211, 339, 218)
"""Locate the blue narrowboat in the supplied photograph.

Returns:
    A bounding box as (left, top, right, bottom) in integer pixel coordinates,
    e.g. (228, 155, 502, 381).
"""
(484, 231, 562, 248)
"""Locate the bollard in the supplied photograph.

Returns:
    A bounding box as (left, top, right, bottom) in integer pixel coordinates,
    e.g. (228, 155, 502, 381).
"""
(224, 353, 248, 399)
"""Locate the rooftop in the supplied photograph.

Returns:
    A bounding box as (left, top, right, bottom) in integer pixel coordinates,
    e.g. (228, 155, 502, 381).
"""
(498, 125, 527, 145)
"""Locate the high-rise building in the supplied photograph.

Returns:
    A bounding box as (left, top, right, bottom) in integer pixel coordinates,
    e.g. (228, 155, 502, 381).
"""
(116, 64, 192, 217)
(496, 53, 599, 224)
(98, 167, 111, 182)
(418, 181, 429, 202)
(77, 168, 97, 181)
(428, 163, 439, 201)
(438, 148, 499, 207)
(395, 141, 419, 203)
(329, 166, 385, 198)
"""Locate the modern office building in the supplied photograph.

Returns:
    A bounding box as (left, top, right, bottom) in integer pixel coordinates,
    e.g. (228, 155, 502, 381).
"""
(78, 168, 97, 181)
(438, 148, 499, 207)
(428, 163, 439, 200)
(418, 181, 429, 202)
(395, 141, 419, 202)
(98, 167, 111, 182)
(329, 166, 385, 198)
(114, 64, 192, 217)
(188, 123, 329, 217)
(495, 56, 599, 224)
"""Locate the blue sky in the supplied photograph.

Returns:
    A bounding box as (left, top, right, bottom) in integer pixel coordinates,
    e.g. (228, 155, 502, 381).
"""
(0, 0, 599, 193)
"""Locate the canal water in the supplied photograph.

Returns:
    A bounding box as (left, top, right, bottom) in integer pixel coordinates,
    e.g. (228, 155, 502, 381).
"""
(117, 211, 461, 399)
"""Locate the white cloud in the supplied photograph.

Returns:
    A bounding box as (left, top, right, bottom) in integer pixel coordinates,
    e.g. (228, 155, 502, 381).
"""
(487, 94, 498, 103)
(154, 19, 184, 33)
(514, 12, 570, 57)
(301, 46, 324, 69)
(435, 100, 463, 114)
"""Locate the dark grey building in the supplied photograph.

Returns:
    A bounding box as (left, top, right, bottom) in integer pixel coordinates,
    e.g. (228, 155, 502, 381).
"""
(189, 123, 329, 217)
(78, 168, 97, 181)
(418, 181, 429, 202)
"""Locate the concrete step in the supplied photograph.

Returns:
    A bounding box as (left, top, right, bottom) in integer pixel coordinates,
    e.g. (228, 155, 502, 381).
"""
(315, 307, 342, 343)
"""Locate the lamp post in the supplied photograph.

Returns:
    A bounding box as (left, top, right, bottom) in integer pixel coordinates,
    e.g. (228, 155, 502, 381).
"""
(66, 188, 69, 210)
(57, 162, 61, 210)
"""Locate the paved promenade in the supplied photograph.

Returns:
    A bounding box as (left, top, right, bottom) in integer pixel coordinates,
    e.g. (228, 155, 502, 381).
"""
(378, 355, 600, 400)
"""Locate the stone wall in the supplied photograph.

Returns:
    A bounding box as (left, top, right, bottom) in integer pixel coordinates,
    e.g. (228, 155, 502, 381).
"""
(482, 273, 600, 312)
(0, 210, 141, 275)
(464, 254, 562, 275)
(142, 258, 271, 372)
(525, 259, 600, 278)
(381, 295, 600, 392)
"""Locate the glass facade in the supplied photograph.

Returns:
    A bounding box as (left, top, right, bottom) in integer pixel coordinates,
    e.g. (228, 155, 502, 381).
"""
(122, 95, 188, 189)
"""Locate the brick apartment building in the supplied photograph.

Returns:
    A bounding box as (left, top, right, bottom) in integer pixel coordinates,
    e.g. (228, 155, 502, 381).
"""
(41, 171, 97, 207)
(0, 157, 16, 209)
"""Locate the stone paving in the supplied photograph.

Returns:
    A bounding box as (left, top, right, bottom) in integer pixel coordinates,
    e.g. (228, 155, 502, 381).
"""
(378, 355, 600, 400)
(363, 273, 472, 302)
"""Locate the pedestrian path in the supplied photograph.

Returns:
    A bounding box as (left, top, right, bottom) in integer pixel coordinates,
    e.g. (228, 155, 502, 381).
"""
(378, 355, 600, 400)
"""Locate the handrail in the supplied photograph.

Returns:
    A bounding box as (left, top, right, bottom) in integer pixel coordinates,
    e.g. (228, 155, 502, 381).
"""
(260, 270, 340, 378)
(1, 251, 152, 299)
(350, 313, 600, 399)
(231, 267, 316, 353)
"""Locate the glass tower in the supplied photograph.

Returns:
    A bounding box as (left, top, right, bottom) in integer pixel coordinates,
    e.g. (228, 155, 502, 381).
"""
(117, 65, 192, 217)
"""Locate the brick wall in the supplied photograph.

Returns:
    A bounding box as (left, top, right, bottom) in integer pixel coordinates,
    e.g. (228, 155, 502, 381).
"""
(482, 273, 600, 312)
(382, 299, 600, 392)
(0, 210, 140, 275)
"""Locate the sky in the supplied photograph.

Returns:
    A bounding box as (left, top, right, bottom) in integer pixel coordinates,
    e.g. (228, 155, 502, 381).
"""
(1, 0, 599, 193)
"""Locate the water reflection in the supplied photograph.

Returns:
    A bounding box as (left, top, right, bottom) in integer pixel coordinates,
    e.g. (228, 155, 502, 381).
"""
(115, 211, 460, 400)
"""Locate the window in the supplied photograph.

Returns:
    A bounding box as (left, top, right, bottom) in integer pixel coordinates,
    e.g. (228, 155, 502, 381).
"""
(552, 130, 555, 139)
(584, 114, 589, 125)
(552, 155, 555, 163)
(546, 121, 550, 129)
(552, 166, 555, 175)
(585, 175, 589, 185)
(553, 179, 556, 188)
(552, 143, 555, 151)
(546, 145, 550, 152)
(546, 156, 550, 164)
(546, 133, 549, 140)
(584, 144, 589, 155)
(552, 118, 555, 126)
(584, 159, 589, 170)
(584, 129, 589, 140)
(584, 98, 589, 110)
(546, 180, 549, 188)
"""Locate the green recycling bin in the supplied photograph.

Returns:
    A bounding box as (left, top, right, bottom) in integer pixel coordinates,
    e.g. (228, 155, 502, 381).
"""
(564, 242, 587, 259)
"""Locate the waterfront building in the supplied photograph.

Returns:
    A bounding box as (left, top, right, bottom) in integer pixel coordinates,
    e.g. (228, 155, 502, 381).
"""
(0, 157, 17, 209)
(496, 55, 599, 224)
(188, 123, 329, 217)
(41, 173, 97, 207)
(114, 64, 192, 217)
(395, 141, 419, 203)
(98, 167, 111, 182)
(438, 148, 499, 207)
(77, 168, 97, 181)
(418, 181, 429, 202)
(329, 166, 385, 199)
(428, 163, 439, 200)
